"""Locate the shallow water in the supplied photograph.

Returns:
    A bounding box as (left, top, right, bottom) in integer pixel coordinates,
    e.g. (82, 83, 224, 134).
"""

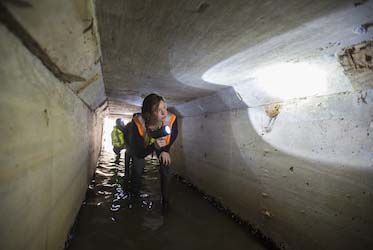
(66, 150, 268, 250)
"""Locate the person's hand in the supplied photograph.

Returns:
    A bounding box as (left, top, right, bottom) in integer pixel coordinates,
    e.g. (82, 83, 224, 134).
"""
(159, 152, 171, 166)
(155, 137, 167, 149)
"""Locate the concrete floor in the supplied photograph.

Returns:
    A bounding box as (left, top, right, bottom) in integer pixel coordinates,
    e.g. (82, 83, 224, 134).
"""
(66, 150, 268, 250)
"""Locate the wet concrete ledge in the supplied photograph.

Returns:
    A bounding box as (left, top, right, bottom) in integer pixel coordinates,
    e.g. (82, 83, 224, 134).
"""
(174, 175, 282, 250)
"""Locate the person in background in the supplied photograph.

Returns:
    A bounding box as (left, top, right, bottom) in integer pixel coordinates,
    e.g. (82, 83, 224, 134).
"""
(130, 93, 178, 214)
(111, 118, 126, 164)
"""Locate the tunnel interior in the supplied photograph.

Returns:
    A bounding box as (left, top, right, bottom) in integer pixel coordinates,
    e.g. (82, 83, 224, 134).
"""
(0, 0, 373, 250)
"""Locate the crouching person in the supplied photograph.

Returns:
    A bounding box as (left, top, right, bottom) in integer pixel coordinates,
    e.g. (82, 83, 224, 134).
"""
(130, 93, 178, 214)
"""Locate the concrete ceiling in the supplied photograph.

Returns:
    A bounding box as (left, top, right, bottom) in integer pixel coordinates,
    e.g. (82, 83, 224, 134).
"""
(96, 0, 372, 110)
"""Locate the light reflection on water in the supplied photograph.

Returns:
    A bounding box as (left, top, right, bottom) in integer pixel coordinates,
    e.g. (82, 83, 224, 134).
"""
(83, 150, 161, 217)
(67, 150, 268, 250)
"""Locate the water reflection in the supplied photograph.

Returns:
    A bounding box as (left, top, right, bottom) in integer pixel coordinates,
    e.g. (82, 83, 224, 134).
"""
(86, 151, 157, 214)
(67, 150, 269, 250)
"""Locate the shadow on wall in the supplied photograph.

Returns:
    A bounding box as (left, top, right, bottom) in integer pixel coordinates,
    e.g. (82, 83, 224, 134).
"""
(165, 0, 358, 90)
(95, 0, 365, 107)
(173, 87, 373, 250)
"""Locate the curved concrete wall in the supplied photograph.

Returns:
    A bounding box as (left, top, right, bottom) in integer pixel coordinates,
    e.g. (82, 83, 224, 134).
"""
(173, 87, 373, 250)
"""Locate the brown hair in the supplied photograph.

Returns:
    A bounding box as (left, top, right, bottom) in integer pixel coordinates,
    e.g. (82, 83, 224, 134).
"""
(141, 93, 164, 127)
(141, 94, 165, 146)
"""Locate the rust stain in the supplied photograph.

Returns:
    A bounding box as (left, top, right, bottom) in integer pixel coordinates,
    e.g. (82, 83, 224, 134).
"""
(265, 104, 281, 118)
(338, 41, 373, 73)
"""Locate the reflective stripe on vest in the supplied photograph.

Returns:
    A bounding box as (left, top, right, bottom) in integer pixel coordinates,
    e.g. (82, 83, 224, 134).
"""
(133, 113, 176, 146)
(164, 113, 176, 145)
(133, 115, 146, 137)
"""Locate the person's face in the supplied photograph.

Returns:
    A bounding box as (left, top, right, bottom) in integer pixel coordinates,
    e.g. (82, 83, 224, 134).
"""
(153, 100, 167, 123)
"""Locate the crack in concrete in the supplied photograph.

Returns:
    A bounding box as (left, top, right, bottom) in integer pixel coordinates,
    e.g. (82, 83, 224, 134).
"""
(0, 3, 86, 83)
(82, 17, 93, 34)
(77, 73, 99, 94)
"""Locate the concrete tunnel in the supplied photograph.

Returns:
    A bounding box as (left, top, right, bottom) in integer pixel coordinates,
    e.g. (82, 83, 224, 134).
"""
(0, 0, 373, 249)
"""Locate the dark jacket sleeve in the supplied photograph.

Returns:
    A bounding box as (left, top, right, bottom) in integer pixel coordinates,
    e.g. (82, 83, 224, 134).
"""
(130, 120, 156, 158)
(157, 118, 178, 154)
(121, 123, 130, 146)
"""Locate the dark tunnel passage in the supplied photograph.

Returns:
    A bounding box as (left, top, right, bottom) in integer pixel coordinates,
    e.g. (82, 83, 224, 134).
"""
(1, 1, 373, 250)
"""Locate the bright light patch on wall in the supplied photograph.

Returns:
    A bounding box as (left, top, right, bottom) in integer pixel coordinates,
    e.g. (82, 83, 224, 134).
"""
(254, 62, 328, 100)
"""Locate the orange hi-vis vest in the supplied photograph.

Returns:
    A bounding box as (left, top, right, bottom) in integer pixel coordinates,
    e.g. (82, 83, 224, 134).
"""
(133, 113, 176, 145)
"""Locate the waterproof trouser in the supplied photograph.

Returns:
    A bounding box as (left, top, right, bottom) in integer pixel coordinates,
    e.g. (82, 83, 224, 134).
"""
(124, 149, 132, 181)
(131, 155, 174, 202)
(130, 156, 144, 196)
(159, 164, 174, 203)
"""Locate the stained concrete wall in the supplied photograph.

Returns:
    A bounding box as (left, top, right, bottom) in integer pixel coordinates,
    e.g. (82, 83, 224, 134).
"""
(0, 1, 105, 249)
(173, 86, 373, 249)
